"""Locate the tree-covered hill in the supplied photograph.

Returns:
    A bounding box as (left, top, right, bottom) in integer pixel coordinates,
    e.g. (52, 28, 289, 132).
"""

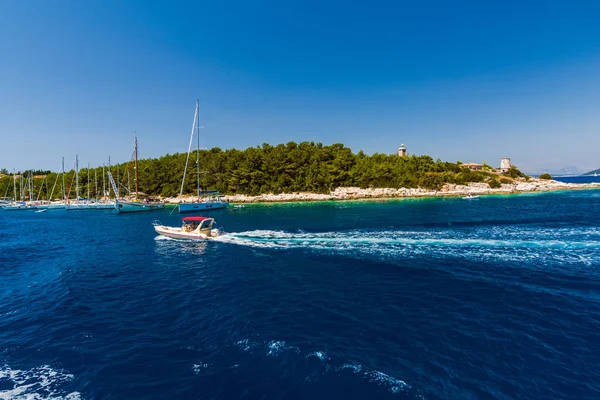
(583, 168, 600, 176)
(0, 142, 526, 200)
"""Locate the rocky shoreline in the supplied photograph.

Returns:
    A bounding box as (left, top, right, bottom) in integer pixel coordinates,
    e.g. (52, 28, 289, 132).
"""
(164, 179, 600, 204)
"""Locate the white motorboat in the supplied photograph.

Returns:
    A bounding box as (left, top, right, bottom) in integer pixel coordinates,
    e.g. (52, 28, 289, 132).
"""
(153, 216, 221, 240)
(463, 194, 480, 199)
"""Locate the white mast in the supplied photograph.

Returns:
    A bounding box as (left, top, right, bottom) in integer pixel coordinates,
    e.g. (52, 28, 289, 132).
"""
(102, 164, 106, 201)
(76, 155, 80, 202)
(48, 168, 59, 202)
(36, 175, 47, 201)
(95, 167, 98, 201)
(179, 100, 199, 198)
(27, 172, 32, 201)
(134, 132, 139, 198)
(108, 156, 111, 200)
(87, 162, 91, 202)
(13, 171, 17, 201)
(196, 99, 201, 199)
(62, 157, 65, 204)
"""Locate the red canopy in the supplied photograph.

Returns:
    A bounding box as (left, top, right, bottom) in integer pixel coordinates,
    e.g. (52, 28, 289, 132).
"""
(182, 216, 210, 222)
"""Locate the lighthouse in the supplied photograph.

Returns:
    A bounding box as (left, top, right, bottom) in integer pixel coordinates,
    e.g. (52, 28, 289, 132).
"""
(398, 144, 407, 157)
(500, 158, 511, 172)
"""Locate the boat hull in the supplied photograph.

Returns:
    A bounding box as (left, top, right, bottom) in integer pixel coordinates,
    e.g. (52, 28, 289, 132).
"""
(154, 225, 212, 240)
(116, 200, 165, 213)
(65, 204, 93, 210)
(179, 201, 229, 213)
(3, 205, 33, 211)
(93, 203, 115, 210)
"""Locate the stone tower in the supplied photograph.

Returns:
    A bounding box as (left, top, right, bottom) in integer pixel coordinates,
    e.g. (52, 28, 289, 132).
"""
(398, 144, 407, 157)
(500, 158, 511, 172)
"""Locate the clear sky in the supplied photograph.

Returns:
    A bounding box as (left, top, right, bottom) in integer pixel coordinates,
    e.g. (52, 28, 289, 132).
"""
(1, 0, 599, 174)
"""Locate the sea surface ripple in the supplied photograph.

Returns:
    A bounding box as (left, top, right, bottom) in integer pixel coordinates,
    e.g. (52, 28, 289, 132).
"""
(1, 190, 600, 399)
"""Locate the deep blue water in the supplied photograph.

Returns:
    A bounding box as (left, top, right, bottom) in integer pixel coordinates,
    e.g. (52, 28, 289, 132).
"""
(2, 190, 600, 399)
(553, 176, 600, 184)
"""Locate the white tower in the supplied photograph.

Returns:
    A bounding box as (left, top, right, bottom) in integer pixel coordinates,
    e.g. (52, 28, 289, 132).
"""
(500, 158, 511, 172)
(398, 144, 407, 157)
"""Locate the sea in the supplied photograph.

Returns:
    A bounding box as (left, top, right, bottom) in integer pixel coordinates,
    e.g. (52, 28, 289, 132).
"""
(1, 188, 600, 399)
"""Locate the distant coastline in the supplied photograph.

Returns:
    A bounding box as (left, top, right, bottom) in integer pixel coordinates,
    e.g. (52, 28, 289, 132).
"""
(164, 178, 600, 204)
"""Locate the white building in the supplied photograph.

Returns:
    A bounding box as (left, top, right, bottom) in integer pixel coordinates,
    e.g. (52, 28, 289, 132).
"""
(500, 158, 511, 172)
(398, 144, 407, 157)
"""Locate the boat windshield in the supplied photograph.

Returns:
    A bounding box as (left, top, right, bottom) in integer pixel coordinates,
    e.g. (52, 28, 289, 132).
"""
(183, 220, 200, 231)
(182, 218, 212, 231)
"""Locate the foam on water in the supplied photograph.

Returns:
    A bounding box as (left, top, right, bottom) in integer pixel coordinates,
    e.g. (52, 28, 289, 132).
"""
(192, 363, 209, 374)
(209, 339, 416, 396)
(215, 226, 600, 266)
(154, 235, 175, 241)
(266, 340, 299, 356)
(307, 351, 329, 361)
(0, 365, 81, 400)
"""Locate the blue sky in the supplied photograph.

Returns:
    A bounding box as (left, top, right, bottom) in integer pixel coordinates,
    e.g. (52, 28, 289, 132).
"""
(1, 0, 599, 173)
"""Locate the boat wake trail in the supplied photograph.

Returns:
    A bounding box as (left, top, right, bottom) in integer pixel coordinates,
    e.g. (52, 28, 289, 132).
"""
(215, 227, 600, 266)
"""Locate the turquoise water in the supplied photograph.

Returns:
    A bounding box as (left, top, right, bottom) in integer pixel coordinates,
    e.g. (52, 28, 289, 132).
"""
(1, 190, 600, 399)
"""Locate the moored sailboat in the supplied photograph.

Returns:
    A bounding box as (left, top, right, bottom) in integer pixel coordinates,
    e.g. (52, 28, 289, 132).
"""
(178, 100, 228, 213)
(112, 133, 165, 213)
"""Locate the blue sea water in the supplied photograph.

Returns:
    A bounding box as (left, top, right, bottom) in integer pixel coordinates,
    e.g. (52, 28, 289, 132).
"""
(553, 176, 600, 184)
(1, 190, 600, 399)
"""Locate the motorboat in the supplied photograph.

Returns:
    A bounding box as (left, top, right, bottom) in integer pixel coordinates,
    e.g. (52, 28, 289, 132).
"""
(153, 216, 221, 240)
(463, 194, 480, 199)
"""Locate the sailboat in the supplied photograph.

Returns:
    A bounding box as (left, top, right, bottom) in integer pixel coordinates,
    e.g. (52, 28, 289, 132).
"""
(3, 174, 30, 211)
(113, 133, 165, 213)
(66, 155, 92, 210)
(94, 164, 114, 209)
(178, 100, 228, 213)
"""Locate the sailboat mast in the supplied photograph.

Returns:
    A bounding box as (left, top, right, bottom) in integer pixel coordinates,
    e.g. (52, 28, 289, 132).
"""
(103, 164, 106, 201)
(36, 176, 44, 201)
(179, 101, 198, 198)
(127, 170, 131, 196)
(108, 156, 111, 200)
(95, 168, 98, 201)
(196, 99, 200, 199)
(134, 132, 139, 198)
(87, 162, 90, 201)
(13, 171, 17, 201)
(76, 155, 79, 202)
(62, 157, 65, 203)
(29, 172, 33, 201)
